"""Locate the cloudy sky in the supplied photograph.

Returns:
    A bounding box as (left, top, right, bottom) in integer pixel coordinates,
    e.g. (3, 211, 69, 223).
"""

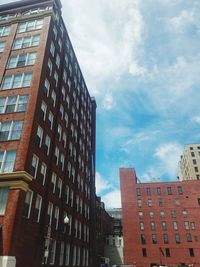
(1, 0, 200, 208)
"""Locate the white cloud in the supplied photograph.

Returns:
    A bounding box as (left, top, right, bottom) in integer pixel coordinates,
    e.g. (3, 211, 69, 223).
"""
(169, 10, 195, 33)
(95, 172, 111, 195)
(62, 0, 144, 96)
(154, 143, 183, 178)
(102, 190, 121, 209)
(192, 115, 200, 124)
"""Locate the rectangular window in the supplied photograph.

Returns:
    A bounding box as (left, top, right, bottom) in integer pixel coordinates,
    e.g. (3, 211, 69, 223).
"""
(165, 248, 171, 257)
(142, 248, 147, 257)
(194, 166, 199, 172)
(50, 239, 56, 264)
(163, 234, 168, 244)
(44, 135, 51, 155)
(175, 234, 180, 243)
(0, 150, 16, 173)
(152, 234, 157, 244)
(59, 241, 64, 266)
(54, 206, 59, 230)
(184, 221, 190, 230)
(171, 210, 176, 218)
(146, 187, 151, 195)
(140, 222, 144, 230)
(1, 72, 32, 90)
(167, 187, 172, 195)
(0, 41, 6, 53)
(0, 25, 10, 37)
(50, 41, 55, 56)
(30, 154, 39, 178)
(151, 221, 156, 230)
(13, 34, 40, 50)
(43, 79, 50, 96)
(161, 221, 167, 230)
(0, 187, 9, 215)
(36, 125, 43, 147)
(73, 246, 77, 266)
(158, 198, 163, 206)
(157, 187, 161, 195)
(178, 186, 183, 195)
(186, 233, 192, 242)
(65, 243, 70, 265)
(173, 221, 178, 230)
(40, 162, 47, 185)
(34, 194, 42, 222)
(138, 211, 144, 218)
(149, 211, 154, 218)
(189, 248, 195, 257)
(136, 188, 141, 196)
(17, 19, 43, 33)
(0, 120, 23, 141)
(141, 234, 146, 244)
(23, 190, 33, 218)
(47, 202, 53, 226)
(190, 222, 195, 230)
(147, 199, 152, 206)
(7, 52, 36, 69)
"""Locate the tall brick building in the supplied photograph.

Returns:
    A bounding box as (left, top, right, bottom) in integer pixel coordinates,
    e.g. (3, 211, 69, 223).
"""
(0, 1, 97, 267)
(120, 168, 200, 267)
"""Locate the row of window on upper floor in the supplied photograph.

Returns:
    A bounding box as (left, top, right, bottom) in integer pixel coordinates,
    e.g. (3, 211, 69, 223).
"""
(141, 247, 195, 258)
(139, 220, 195, 231)
(138, 209, 188, 219)
(136, 185, 183, 196)
(140, 232, 198, 245)
(137, 198, 181, 207)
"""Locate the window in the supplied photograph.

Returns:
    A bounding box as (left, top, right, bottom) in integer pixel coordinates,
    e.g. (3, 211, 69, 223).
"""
(7, 52, 36, 68)
(149, 211, 154, 218)
(171, 210, 176, 218)
(30, 154, 39, 178)
(23, 190, 33, 218)
(137, 199, 142, 207)
(57, 178, 62, 198)
(175, 199, 180, 205)
(0, 25, 10, 37)
(136, 188, 141, 196)
(191, 152, 195, 157)
(59, 241, 64, 266)
(1, 72, 32, 90)
(50, 239, 56, 264)
(165, 248, 170, 257)
(189, 248, 195, 257)
(167, 187, 172, 195)
(65, 243, 70, 265)
(193, 159, 197, 164)
(140, 222, 144, 230)
(146, 187, 151, 195)
(152, 234, 157, 244)
(173, 221, 178, 230)
(48, 58, 53, 75)
(147, 199, 152, 206)
(186, 233, 192, 242)
(158, 198, 163, 206)
(40, 101, 47, 120)
(51, 90, 56, 107)
(160, 211, 165, 217)
(36, 126, 43, 147)
(0, 95, 28, 113)
(12, 35, 40, 50)
(50, 41, 55, 56)
(54, 70, 58, 86)
(194, 166, 199, 172)
(175, 234, 180, 243)
(141, 234, 146, 244)
(0, 120, 23, 141)
(150, 221, 156, 230)
(142, 248, 147, 257)
(43, 79, 50, 96)
(0, 187, 9, 215)
(0, 150, 16, 173)
(191, 222, 195, 230)
(161, 221, 167, 230)
(47, 202, 53, 225)
(44, 135, 51, 155)
(54, 206, 59, 230)
(54, 147, 59, 165)
(184, 221, 190, 230)
(34, 194, 42, 222)
(40, 162, 47, 185)
(178, 186, 183, 195)
(157, 187, 161, 195)
(182, 210, 187, 218)
(48, 112, 54, 129)
(17, 19, 43, 33)
(163, 234, 168, 244)
(0, 41, 5, 52)
(51, 173, 57, 193)
(73, 245, 77, 266)
(56, 53, 60, 68)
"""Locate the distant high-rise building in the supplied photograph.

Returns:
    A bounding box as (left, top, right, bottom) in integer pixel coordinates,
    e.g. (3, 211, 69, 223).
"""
(0, 1, 96, 267)
(120, 168, 200, 267)
(178, 144, 200, 181)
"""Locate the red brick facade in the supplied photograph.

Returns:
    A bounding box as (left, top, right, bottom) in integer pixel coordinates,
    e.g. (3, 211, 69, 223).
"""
(0, 1, 97, 267)
(120, 168, 200, 267)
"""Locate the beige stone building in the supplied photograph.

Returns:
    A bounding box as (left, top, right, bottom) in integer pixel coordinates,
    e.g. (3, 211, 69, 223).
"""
(178, 144, 200, 181)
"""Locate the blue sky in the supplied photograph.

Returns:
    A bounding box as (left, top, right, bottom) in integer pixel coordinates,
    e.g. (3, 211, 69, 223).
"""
(1, 0, 200, 208)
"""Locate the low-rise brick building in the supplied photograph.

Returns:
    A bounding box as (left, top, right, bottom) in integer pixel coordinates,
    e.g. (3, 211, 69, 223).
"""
(120, 168, 200, 267)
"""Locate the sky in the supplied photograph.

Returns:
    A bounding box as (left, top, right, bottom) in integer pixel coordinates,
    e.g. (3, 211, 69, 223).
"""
(1, 0, 200, 209)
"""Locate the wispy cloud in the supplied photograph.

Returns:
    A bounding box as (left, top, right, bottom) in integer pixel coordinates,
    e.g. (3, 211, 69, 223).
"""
(192, 115, 200, 124)
(102, 190, 121, 209)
